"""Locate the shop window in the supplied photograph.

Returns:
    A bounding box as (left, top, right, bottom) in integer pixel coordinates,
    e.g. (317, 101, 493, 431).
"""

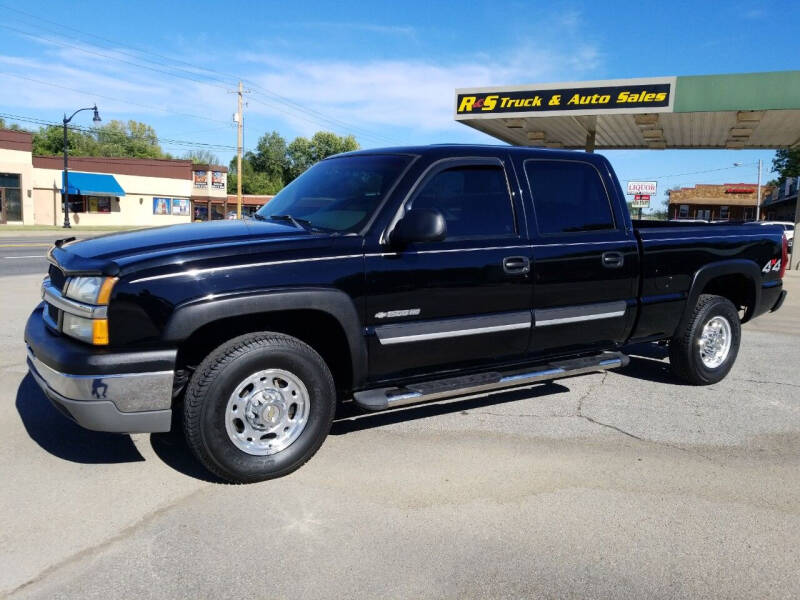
(66, 195, 114, 213)
(719, 206, 729, 220)
(678, 204, 689, 218)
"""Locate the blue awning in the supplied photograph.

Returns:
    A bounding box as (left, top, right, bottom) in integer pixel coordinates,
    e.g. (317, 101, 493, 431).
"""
(61, 172, 126, 197)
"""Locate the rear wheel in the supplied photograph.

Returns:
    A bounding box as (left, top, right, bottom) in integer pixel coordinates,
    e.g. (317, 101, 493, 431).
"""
(669, 294, 741, 385)
(184, 332, 336, 483)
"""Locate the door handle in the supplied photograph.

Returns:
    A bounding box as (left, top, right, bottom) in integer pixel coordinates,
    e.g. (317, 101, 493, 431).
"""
(601, 251, 624, 268)
(503, 256, 530, 275)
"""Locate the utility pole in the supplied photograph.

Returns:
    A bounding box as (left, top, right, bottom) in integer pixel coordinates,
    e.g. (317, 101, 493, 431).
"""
(236, 81, 243, 219)
(756, 158, 762, 221)
(230, 81, 249, 219)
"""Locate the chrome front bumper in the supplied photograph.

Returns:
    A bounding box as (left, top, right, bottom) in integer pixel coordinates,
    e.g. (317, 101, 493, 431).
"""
(27, 348, 174, 433)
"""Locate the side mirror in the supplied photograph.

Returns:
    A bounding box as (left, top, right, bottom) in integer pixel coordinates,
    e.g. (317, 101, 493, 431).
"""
(390, 208, 447, 246)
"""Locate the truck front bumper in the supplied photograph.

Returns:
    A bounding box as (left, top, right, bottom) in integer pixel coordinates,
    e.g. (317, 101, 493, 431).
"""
(24, 304, 176, 433)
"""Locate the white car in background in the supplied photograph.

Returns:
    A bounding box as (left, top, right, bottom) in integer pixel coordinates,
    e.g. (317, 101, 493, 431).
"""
(753, 221, 794, 250)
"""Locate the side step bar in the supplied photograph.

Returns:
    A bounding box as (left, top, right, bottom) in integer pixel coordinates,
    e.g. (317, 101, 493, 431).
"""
(353, 351, 629, 411)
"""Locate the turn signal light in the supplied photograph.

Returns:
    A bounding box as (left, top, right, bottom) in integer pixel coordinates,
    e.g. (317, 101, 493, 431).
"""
(92, 319, 109, 345)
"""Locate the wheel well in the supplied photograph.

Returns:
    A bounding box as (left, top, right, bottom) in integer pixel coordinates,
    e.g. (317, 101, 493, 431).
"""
(175, 310, 354, 397)
(700, 274, 756, 321)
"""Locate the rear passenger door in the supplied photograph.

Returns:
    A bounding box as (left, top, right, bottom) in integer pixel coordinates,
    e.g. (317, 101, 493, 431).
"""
(520, 158, 638, 355)
(364, 157, 532, 382)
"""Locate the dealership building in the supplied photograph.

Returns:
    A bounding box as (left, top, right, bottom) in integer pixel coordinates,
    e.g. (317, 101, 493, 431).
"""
(0, 128, 228, 226)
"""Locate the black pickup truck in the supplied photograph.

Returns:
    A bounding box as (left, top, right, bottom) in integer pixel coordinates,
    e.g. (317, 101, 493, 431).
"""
(25, 145, 789, 482)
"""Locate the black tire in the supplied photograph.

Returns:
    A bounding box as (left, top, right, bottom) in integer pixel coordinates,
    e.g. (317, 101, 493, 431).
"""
(669, 294, 741, 385)
(184, 332, 336, 483)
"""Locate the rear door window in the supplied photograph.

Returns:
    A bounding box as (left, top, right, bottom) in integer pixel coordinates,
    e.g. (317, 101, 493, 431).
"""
(524, 160, 616, 234)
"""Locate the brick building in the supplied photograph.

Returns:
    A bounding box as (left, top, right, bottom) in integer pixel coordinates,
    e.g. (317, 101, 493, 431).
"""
(667, 183, 774, 221)
(0, 128, 227, 226)
(762, 176, 799, 222)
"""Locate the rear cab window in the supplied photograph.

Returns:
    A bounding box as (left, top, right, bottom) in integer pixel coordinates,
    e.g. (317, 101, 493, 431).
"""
(523, 159, 617, 235)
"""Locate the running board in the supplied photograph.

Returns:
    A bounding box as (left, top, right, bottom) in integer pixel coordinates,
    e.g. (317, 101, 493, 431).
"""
(353, 351, 629, 411)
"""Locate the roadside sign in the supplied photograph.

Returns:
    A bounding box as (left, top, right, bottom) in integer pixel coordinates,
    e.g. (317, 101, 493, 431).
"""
(632, 194, 651, 208)
(627, 181, 657, 195)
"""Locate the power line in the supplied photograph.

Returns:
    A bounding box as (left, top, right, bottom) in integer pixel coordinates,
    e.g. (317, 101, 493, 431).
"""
(0, 71, 232, 127)
(620, 161, 764, 182)
(0, 111, 239, 151)
(0, 5, 401, 145)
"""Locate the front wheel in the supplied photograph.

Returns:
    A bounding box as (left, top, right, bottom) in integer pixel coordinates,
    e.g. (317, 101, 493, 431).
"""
(184, 332, 336, 483)
(669, 294, 741, 385)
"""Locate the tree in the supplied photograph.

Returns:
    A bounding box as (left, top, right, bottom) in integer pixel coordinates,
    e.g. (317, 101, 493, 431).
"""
(286, 131, 359, 182)
(228, 156, 282, 195)
(0, 118, 24, 131)
(251, 131, 289, 183)
(32, 125, 99, 156)
(772, 147, 800, 182)
(31, 119, 169, 159)
(183, 149, 219, 165)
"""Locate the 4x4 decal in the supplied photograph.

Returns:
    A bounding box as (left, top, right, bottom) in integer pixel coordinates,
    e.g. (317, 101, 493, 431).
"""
(762, 259, 781, 274)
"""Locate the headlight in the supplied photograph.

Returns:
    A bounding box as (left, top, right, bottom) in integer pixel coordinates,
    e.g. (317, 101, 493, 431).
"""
(64, 276, 117, 305)
(62, 313, 109, 345)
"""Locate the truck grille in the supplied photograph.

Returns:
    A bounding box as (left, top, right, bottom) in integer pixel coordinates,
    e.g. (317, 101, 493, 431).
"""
(48, 264, 67, 291)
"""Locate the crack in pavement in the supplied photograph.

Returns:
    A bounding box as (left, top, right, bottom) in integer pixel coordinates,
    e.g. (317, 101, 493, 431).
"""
(732, 377, 800, 389)
(4, 485, 211, 598)
(576, 371, 719, 463)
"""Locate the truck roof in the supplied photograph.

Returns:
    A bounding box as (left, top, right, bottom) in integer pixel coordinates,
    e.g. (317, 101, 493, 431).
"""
(335, 144, 609, 165)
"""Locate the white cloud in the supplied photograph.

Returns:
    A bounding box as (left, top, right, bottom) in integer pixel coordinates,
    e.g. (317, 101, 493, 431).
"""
(0, 18, 602, 149)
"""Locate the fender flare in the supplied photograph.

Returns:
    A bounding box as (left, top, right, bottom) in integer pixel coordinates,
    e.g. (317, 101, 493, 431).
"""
(163, 287, 367, 387)
(680, 259, 761, 329)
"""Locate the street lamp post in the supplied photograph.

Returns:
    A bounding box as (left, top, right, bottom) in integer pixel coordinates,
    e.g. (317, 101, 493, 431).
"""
(62, 105, 101, 228)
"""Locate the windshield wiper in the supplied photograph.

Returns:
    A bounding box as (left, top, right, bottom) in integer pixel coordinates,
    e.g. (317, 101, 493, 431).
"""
(267, 214, 335, 233)
(269, 214, 313, 231)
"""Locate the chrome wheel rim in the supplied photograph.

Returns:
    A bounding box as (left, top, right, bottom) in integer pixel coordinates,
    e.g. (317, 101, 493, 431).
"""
(697, 315, 732, 369)
(224, 369, 310, 456)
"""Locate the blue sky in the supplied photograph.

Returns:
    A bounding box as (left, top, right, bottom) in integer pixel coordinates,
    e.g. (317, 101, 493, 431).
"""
(0, 0, 797, 212)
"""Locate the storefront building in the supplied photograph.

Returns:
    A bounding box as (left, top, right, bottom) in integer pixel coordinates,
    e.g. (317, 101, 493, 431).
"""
(763, 177, 799, 221)
(0, 128, 227, 226)
(667, 183, 773, 221)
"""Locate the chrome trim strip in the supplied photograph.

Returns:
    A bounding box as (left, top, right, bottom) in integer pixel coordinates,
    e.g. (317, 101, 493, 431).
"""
(375, 311, 532, 345)
(27, 348, 174, 412)
(536, 310, 626, 326)
(535, 301, 627, 327)
(378, 321, 530, 345)
(130, 254, 364, 284)
(42, 281, 107, 319)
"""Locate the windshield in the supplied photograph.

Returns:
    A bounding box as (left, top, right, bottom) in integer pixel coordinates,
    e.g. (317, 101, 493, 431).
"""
(255, 154, 412, 232)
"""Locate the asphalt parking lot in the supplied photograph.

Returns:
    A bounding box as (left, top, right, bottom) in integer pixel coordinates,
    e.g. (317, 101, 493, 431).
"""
(1, 257, 799, 599)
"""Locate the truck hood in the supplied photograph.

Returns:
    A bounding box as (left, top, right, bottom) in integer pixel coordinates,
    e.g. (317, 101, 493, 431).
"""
(51, 219, 327, 275)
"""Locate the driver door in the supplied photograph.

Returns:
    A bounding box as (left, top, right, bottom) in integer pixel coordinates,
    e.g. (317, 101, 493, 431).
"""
(364, 157, 533, 383)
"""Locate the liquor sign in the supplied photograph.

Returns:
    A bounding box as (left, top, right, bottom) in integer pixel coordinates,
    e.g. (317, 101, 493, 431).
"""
(632, 194, 651, 208)
(627, 181, 657, 196)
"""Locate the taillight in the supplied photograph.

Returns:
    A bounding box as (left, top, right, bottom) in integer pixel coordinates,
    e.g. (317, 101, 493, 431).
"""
(779, 234, 788, 279)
